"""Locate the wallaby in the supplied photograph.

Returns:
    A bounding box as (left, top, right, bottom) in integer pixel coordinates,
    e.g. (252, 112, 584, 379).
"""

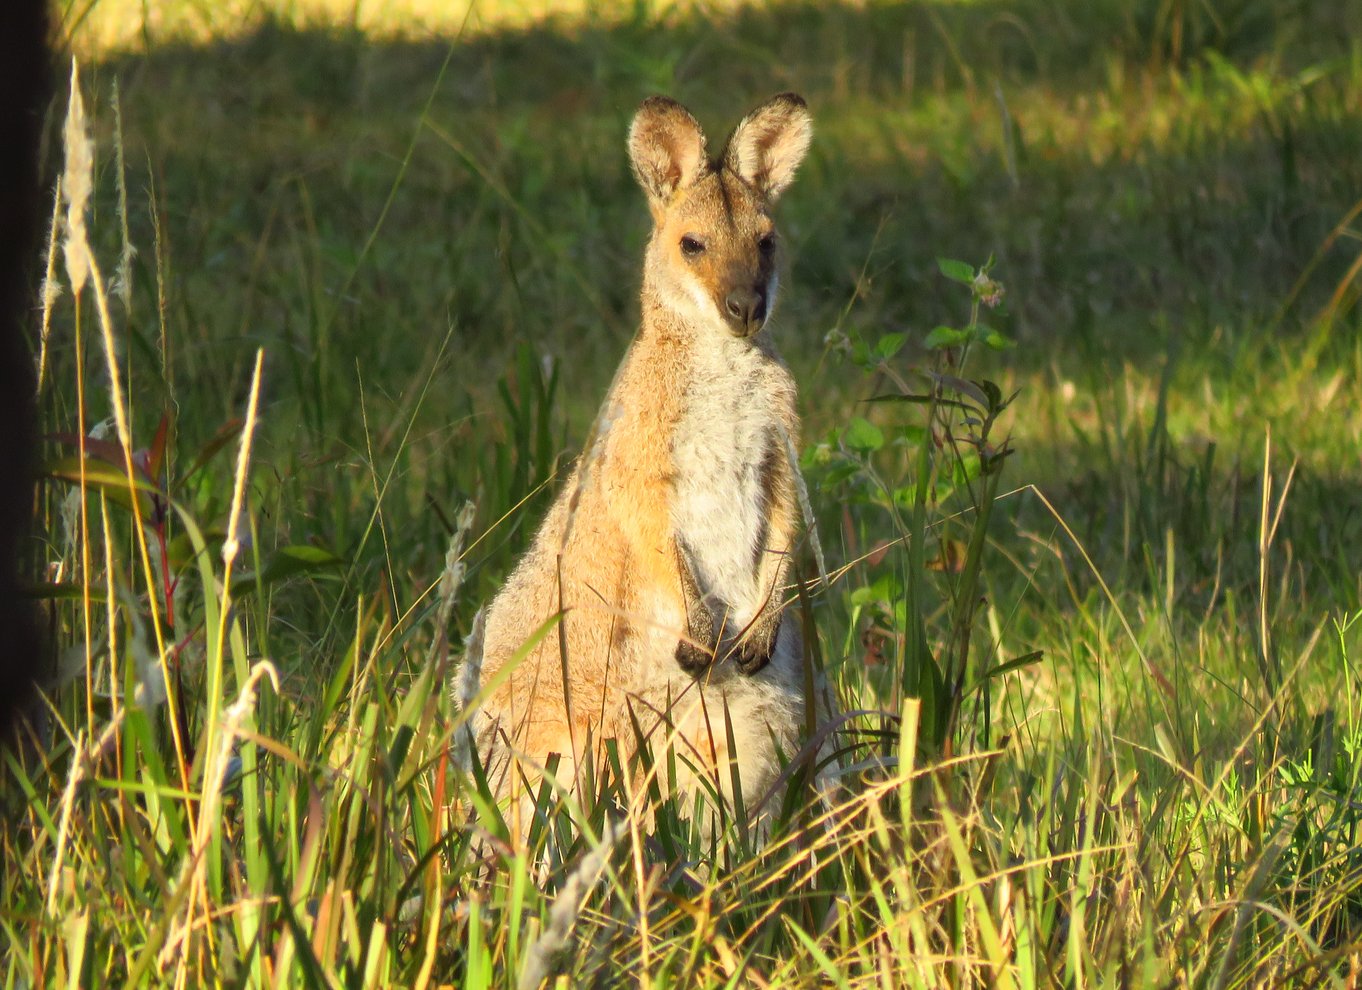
(471, 93, 820, 833)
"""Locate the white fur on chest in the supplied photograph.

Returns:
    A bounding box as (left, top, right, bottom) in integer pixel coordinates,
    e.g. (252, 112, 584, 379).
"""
(670, 332, 785, 630)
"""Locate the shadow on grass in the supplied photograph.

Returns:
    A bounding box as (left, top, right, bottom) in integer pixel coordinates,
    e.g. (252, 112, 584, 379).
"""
(41, 0, 1362, 656)
(73, 0, 1362, 371)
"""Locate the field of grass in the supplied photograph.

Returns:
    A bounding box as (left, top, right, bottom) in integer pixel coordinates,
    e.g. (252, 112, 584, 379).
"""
(6, 0, 1362, 985)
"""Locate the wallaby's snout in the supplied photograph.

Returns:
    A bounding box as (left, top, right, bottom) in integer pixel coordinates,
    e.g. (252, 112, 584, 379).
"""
(725, 285, 767, 336)
(629, 93, 812, 340)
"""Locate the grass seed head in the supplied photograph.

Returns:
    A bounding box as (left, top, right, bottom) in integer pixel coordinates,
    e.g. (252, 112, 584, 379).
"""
(452, 605, 486, 775)
(60, 61, 94, 298)
(516, 817, 624, 990)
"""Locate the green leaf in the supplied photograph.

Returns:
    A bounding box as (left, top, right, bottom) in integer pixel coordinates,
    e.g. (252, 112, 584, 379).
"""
(912, 652, 947, 750)
(229, 545, 345, 596)
(874, 332, 908, 361)
(18, 582, 87, 600)
(936, 257, 975, 284)
(851, 572, 904, 608)
(899, 424, 928, 446)
(951, 452, 983, 486)
(843, 417, 884, 455)
(848, 585, 878, 608)
(43, 455, 160, 494)
(977, 650, 1044, 683)
(892, 485, 919, 510)
(820, 460, 861, 486)
(981, 328, 1015, 350)
(924, 325, 968, 349)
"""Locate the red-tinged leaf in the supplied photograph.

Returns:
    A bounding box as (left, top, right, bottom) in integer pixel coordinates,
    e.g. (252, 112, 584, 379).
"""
(865, 393, 974, 411)
(178, 418, 244, 486)
(148, 413, 172, 480)
(926, 538, 969, 573)
(45, 433, 149, 478)
(229, 545, 345, 597)
(927, 372, 989, 408)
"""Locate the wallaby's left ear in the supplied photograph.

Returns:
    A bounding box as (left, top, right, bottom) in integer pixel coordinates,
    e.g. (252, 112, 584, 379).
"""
(723, 93, 812, 201)
(629, 96, 709, 213)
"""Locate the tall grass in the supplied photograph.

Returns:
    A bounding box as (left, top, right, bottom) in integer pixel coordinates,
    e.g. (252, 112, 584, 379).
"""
(5, 0, 1362, 985)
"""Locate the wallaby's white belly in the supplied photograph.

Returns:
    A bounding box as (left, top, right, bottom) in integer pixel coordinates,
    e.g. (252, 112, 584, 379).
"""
(671, 338, 781, 632)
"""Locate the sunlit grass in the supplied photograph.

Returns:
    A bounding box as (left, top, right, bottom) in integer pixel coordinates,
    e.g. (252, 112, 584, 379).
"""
(65, 0, 760, 56)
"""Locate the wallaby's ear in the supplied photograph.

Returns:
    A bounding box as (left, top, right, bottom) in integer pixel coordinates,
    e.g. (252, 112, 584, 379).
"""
(629, 97, 709, 211)
(723, 93, 812, 201)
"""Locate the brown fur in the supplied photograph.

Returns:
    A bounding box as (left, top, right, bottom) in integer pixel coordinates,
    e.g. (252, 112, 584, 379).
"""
(472, 94, 817, 828)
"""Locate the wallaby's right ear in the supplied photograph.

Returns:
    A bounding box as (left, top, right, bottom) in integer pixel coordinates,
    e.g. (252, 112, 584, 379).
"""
(628, 97, 708, 214)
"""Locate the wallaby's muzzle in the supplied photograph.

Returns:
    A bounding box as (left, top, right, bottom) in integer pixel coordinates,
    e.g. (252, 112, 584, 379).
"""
(724, 284, 768, 337)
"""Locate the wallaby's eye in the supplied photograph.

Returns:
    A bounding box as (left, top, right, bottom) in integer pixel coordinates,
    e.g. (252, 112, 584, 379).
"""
(758, 233, 776, 254)
(679, 235, 706, 257)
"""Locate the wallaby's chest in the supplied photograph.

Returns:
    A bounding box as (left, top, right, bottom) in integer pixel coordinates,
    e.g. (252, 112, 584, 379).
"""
(670, 343, 787, 624)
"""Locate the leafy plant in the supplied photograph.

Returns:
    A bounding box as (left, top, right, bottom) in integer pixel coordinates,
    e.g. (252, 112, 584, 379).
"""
(811, 257, 1031, 758)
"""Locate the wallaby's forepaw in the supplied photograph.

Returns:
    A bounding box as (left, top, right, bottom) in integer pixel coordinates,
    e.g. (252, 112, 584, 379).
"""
(733, 625, 778, 675)
(675, 639, 713, 674)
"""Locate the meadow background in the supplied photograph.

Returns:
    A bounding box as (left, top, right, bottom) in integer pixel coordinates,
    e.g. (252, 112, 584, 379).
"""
(6, 0, 1362, 986)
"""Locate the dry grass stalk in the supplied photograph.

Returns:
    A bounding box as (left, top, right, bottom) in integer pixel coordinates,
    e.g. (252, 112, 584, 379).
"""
(777, 419, 827, 589)
(426, 499, 478, 669)
(111, 79, 137, 311)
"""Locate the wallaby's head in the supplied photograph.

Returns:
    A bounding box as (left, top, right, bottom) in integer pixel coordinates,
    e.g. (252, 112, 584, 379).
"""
(629, 93, 812, 339)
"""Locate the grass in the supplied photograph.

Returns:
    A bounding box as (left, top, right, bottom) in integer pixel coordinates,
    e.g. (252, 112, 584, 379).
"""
(6, 0, 1362, 985)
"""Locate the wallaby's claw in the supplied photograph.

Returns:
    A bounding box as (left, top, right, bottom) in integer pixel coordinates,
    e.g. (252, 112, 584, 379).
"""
(733, 625, 777, 675)
(675, 639, 713, 674)
(734, 643, 772, 674)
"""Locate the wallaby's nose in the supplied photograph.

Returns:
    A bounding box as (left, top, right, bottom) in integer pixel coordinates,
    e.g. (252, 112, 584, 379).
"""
(724, 287, 767, 333)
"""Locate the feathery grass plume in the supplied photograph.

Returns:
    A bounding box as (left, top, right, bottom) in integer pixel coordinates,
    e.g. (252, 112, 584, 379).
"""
(60, 60, 183, 754)
(778, 420, 827, 589)
(516, 817, 624, 990)
(147, 174, 171, 379)
(426, 499, 478, 669)
(198, 350, 266, 793)
(60, 61, 93, 299)
(111, 79, 137, 311)
(36, 176, 62, 392)
(220, 351, 264, 571)
(452, 606, 486, 776)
